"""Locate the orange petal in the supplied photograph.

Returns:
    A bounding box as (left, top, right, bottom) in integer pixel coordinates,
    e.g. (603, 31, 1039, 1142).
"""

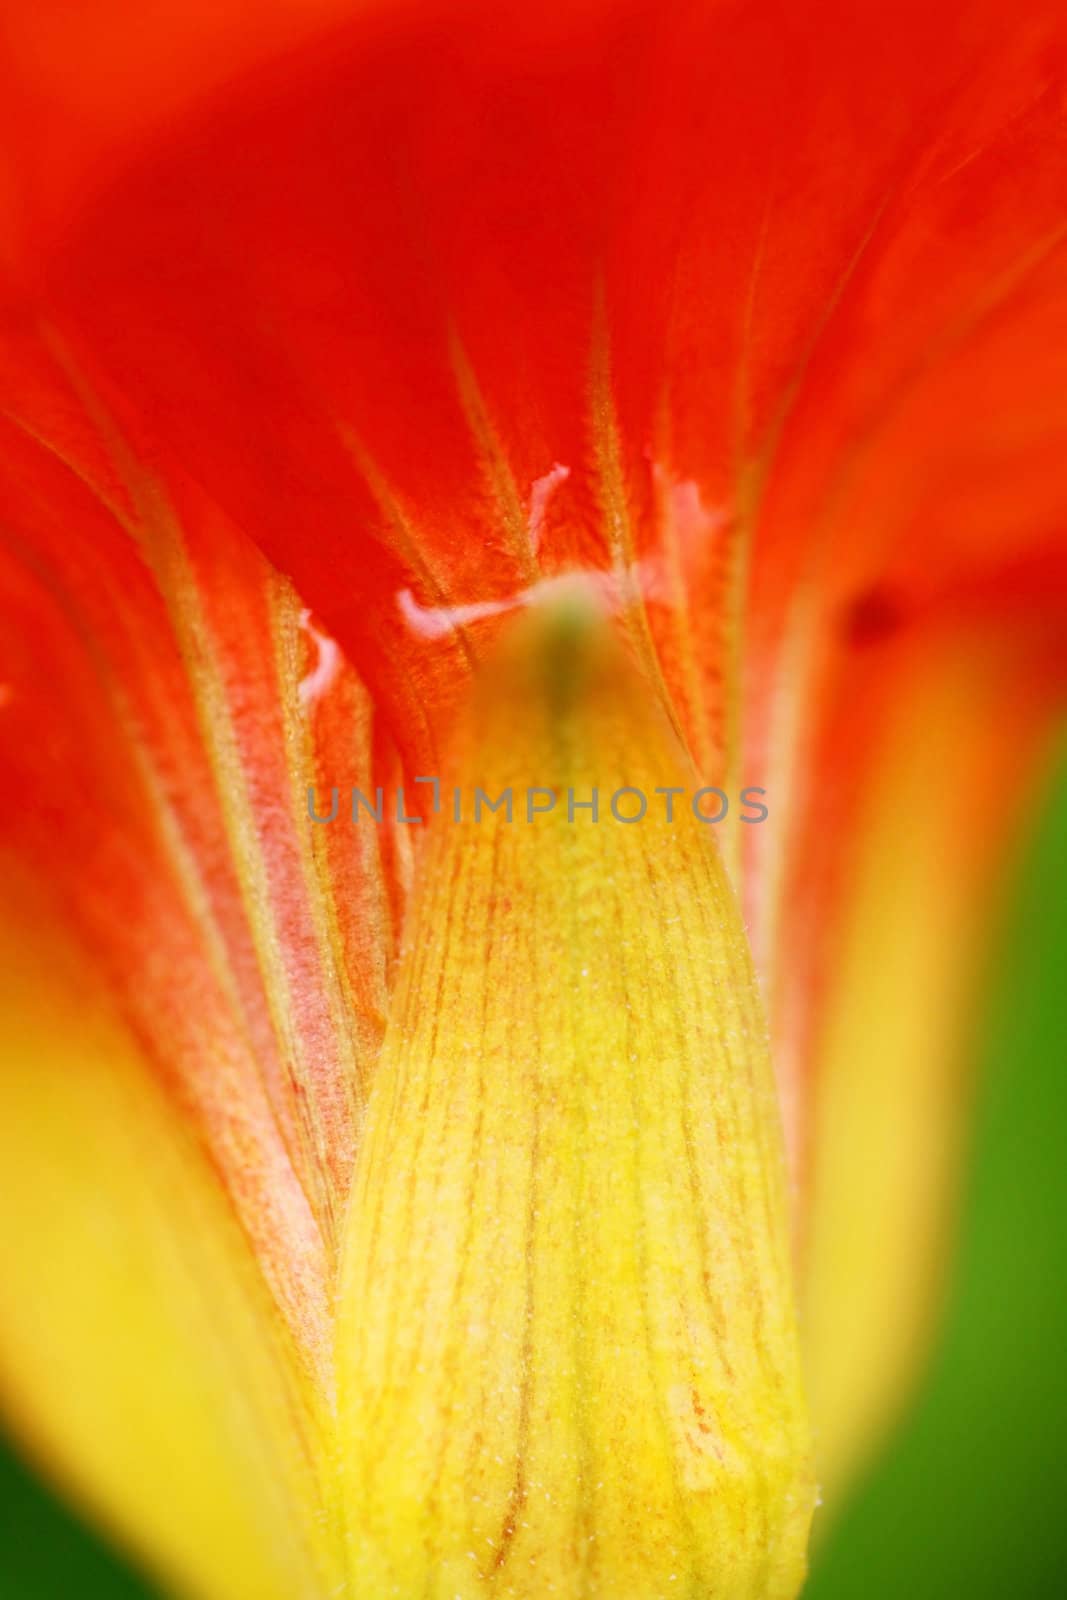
(0, 0, 1065, 1568)
(0, 1, 1062, 781)
(0, 324, 406, 1377)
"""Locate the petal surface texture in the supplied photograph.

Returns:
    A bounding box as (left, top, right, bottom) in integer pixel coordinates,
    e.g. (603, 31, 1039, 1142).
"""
(338, 603, 815, 1599)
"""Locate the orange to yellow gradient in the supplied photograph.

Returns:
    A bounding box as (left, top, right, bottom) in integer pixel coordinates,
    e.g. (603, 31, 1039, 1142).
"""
(0, 3, 1065, 1599)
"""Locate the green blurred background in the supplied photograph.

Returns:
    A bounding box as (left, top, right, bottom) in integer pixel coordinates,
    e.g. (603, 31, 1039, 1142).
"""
(2, 761, 1065, 1598)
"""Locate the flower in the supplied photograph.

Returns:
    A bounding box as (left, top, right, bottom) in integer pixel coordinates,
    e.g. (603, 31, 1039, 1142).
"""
(0, 2, 1065, 1597)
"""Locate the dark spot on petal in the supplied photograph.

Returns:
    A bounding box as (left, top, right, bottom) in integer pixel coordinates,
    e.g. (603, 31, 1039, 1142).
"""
(842, 585, 906, 648)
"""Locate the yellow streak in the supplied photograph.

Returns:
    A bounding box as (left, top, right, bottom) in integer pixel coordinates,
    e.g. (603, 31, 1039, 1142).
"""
(269, 578, 382, 1117)
(40, 326, 352, 1267)
(338, 599, 814, 1598)
(447, 329, 540, 581)
(338, 424, 477, 673)
(802, 645, 1005, 1512)
(589, 307, 688, 767)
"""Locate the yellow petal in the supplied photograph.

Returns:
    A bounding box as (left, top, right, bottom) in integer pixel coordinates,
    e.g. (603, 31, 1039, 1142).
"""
(801, 633, 1060, 1511)
(338, 597, 815, 1599)
(0, 874, 343, 1600)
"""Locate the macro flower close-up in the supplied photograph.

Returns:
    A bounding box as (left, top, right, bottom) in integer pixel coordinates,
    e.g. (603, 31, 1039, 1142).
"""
(0, 2, 1065, 1597)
